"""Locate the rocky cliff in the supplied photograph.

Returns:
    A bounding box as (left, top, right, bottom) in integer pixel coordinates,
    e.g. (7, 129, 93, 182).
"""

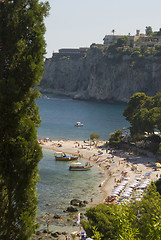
(40, 47, 161, 103)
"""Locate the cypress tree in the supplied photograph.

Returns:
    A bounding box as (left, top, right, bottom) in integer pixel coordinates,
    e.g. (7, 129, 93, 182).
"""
(0, 0, 49, 239)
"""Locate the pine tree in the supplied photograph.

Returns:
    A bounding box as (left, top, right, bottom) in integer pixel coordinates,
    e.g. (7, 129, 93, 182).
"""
(0, 1, 49, 239)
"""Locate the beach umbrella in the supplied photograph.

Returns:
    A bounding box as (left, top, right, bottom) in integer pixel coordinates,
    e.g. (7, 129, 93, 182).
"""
(125, 187, 133, 191)
(144, 179, 150, 183)
(123, 192, 132, 196)
(120, 181, 128, 186)
(124, 191, 132, 195)
(116, 187, 123, 190)
(118, 186, 124, 190)
(122, 190, 131, 194)
(145, 172, 152, 176)
(139, 184, 147, 189)
(124, 176, 130, 180)
(156, 163, 161, 168)
(122, 193, 130, 198)
(112, 189, 120, 194)
(111, 193, 119, 197)
(136, 190, 144, 195)
(129, 182, 138, 188)
(135, 198, 142, 201)
(143, 182, 149, 186)
(135, 177, 142, 181)
(112, 190, 120, 195)
(111, 190, 117, 193)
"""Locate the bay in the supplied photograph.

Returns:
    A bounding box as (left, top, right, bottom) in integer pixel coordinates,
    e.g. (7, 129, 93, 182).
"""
(36, 94, 129, 230)
(37, 94, 128, 141)
(37, 149, 104, 216)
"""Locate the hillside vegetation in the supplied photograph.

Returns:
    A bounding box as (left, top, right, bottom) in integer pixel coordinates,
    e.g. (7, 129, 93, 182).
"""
(40, 28, 161, 103)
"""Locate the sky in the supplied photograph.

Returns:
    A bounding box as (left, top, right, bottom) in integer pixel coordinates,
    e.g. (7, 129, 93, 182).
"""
(43, 0, 161, 58)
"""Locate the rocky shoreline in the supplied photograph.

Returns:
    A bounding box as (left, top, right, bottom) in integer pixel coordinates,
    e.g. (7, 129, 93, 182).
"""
(35, 139, 161, 239)
(33, 199, 89, 240)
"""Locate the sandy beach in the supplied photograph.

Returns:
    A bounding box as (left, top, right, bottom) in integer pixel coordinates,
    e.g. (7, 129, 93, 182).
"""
(39, 138, 161, 206)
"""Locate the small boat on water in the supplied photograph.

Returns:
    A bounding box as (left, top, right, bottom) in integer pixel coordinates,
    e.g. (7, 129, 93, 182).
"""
(75, 122, 84, 127)
(55, 152, 78, 161)
(69, 162, 92, 171)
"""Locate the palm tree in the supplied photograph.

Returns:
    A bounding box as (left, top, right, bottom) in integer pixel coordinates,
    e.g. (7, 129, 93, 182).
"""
(112, 29, 115, 36)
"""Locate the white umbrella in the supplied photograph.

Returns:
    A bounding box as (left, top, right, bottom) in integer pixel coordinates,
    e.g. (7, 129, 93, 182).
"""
(124, 177, 130, 180)
(135, 198, 142, 201)
(136, 189, 144, 193)
(111, 193, 119, 197)
(135, 177, 142, 181)
(143, 180, 150, 183)
(120, 181, 128, 186)
(139, 184, 147, 189)
(124, 188, 133, 192)
(115, 186, 124, 191)
(122, 193, 131, 198)
(130, 183, 138, 188)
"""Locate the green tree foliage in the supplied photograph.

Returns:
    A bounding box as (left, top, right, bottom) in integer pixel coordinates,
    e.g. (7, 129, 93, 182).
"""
(158, 143, 161, 156)
(145, 26, 153, 36)
(155, 45, 161, 56)
(109, 129, 123, 148)
(90, 133, 100, 140)
(140, 45, 148, 54)
(123, 92, 161, 138)
(81, 203, 119, 239)
(92, 226, 103, 240)
(155, 177, 161, 195)
(157, 28, 161, 36)
(82, 184, 161, 240)
(0, 1, 49, 239)
(117, 36, 130, 47)
(137, 184, 161, 239)
(102, 27, 161, 59)
(106, 42, 118, 54)
(106, 36, 130, 56)
(112, 29, 115, 36)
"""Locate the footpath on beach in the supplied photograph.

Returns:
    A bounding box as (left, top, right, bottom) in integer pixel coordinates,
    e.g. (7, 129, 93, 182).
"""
(39, 138, 161, 206)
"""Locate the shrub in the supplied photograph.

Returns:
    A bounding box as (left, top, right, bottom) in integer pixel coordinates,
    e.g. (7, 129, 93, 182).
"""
(90, 133, 100, 140)
(109, 129, 123, 148)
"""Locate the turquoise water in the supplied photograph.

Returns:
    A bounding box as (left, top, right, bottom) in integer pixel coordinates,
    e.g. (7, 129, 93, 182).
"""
(37, 149, 104, 217)
(36, 95, 129, 228)
(37, 95, 128, 141)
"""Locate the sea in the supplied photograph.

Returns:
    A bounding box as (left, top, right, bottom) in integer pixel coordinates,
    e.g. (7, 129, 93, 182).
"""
(36, 94, 129, 231)
(37, 94, 128, 140)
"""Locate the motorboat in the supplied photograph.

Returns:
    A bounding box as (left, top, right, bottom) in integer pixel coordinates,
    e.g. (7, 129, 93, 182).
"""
(54, 152, 78, 161)
(69, 162, 92, 171)
(75, 122, 84, 127)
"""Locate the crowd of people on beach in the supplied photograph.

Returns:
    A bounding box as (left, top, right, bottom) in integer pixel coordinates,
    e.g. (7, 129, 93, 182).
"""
(38, 138, 161, 239)
(39, 138, 161, 197)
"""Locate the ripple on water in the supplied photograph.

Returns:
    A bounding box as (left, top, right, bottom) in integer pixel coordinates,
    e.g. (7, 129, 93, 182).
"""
(37, 149, 104, 216)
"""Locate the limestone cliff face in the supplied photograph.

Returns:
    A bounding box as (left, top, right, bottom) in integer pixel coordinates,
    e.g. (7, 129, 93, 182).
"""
(40, 48, 161, 103)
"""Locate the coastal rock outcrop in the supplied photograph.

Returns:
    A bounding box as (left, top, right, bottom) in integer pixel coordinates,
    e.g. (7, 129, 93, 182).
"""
(53, 214, 61, 219)
(40, 47, 161, 103)
(70, 199, 88, 207)
(66, 206, 78, 213)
